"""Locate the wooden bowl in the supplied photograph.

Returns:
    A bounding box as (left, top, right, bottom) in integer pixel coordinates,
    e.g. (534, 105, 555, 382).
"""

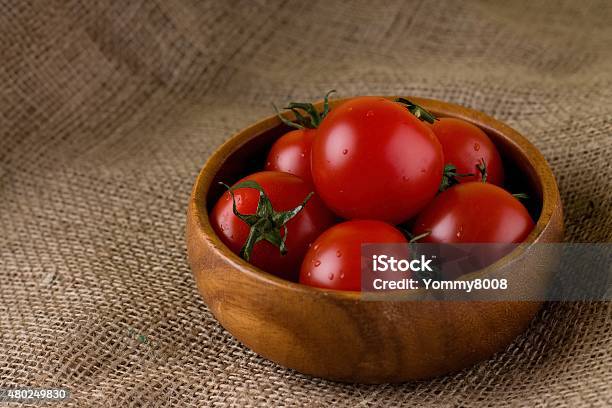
(186, 97, 564, 383)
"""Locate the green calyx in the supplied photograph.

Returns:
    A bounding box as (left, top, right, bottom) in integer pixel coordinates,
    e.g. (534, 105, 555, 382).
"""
(439, 163, 475, 192)
(409, 231, 431, 243)
(476, 158, 488, 183)
(396, 97, 438, 124)
(396, 226, 431, 243)
(273, 90, 336, 130)
(512, 193, 529, 200)
(220, 180, 313, 261)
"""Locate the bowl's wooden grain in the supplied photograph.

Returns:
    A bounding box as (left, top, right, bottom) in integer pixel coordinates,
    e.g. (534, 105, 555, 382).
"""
(186, 97, 564, 383)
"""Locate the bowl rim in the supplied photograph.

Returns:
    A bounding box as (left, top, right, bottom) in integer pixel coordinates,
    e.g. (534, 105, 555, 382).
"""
(190, 96, 561, 300)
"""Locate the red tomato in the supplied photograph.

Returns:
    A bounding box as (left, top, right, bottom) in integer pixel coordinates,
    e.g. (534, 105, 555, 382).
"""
(210, 171, 335, 281)
(412, 182, 534, 243)
(300, 220, 408, 291)
(311, 97, 444, 224)
(430, 118, 504, 186)
(264, 129, 316, 184)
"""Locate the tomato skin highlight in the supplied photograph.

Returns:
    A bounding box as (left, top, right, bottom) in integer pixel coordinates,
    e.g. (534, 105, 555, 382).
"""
(430, 118, 504, 186)
(311, 97, 445, 224)
(210, 171, 335, 281)
(264, 129, 316, 185)
(412, 182, 534, 244)
(300, 220, 408, 291)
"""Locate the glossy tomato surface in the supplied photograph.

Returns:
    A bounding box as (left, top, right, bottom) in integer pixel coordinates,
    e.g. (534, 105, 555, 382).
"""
(264, 129, 316, 184)
(210, 171, 335, 281)
(300, 220, 408, 291)
(311, 97, 444, 224)
(412, 182, 534, 243)
(430, 117, 504, 185)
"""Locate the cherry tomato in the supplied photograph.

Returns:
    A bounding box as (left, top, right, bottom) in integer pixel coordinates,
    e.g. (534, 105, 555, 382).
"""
(210, 171, 335, 281)
(430, 118, 504, 186)
(300, 220, 408, 291)
(311, 97, 444, 224)
(264, 129, 316, 184)
(412, 182, 534, 243)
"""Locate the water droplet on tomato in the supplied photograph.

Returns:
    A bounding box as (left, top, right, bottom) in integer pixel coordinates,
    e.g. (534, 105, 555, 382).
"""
(314, 260, 321, 267)
(313, 244, 319, 250)
(366, 110, 374, 117)
(402, 176, 409, 182)
(307, 272, 311, 277)
(348, 107, 353, 112)
(266, 161, 271, 167)
(336, 250, 342, 257)
(420, 169, 426, 173)
(300, 153, 305, 158)
(340, 273, 345, 279)
(328, 273, 334, 280)
(456, 226, 463, 238)
(342, 149, 348, 155)
(474, 143, 480, 151)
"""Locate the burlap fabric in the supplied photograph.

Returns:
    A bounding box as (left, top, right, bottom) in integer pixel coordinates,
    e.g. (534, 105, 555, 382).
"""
(1, 1, 611, 406)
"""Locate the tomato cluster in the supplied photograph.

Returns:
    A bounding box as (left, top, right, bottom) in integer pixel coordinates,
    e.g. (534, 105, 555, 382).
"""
(210, 92, 534, 291)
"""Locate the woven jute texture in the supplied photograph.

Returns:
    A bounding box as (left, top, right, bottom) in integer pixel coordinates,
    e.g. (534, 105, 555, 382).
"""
(1, 0, 611, 406)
